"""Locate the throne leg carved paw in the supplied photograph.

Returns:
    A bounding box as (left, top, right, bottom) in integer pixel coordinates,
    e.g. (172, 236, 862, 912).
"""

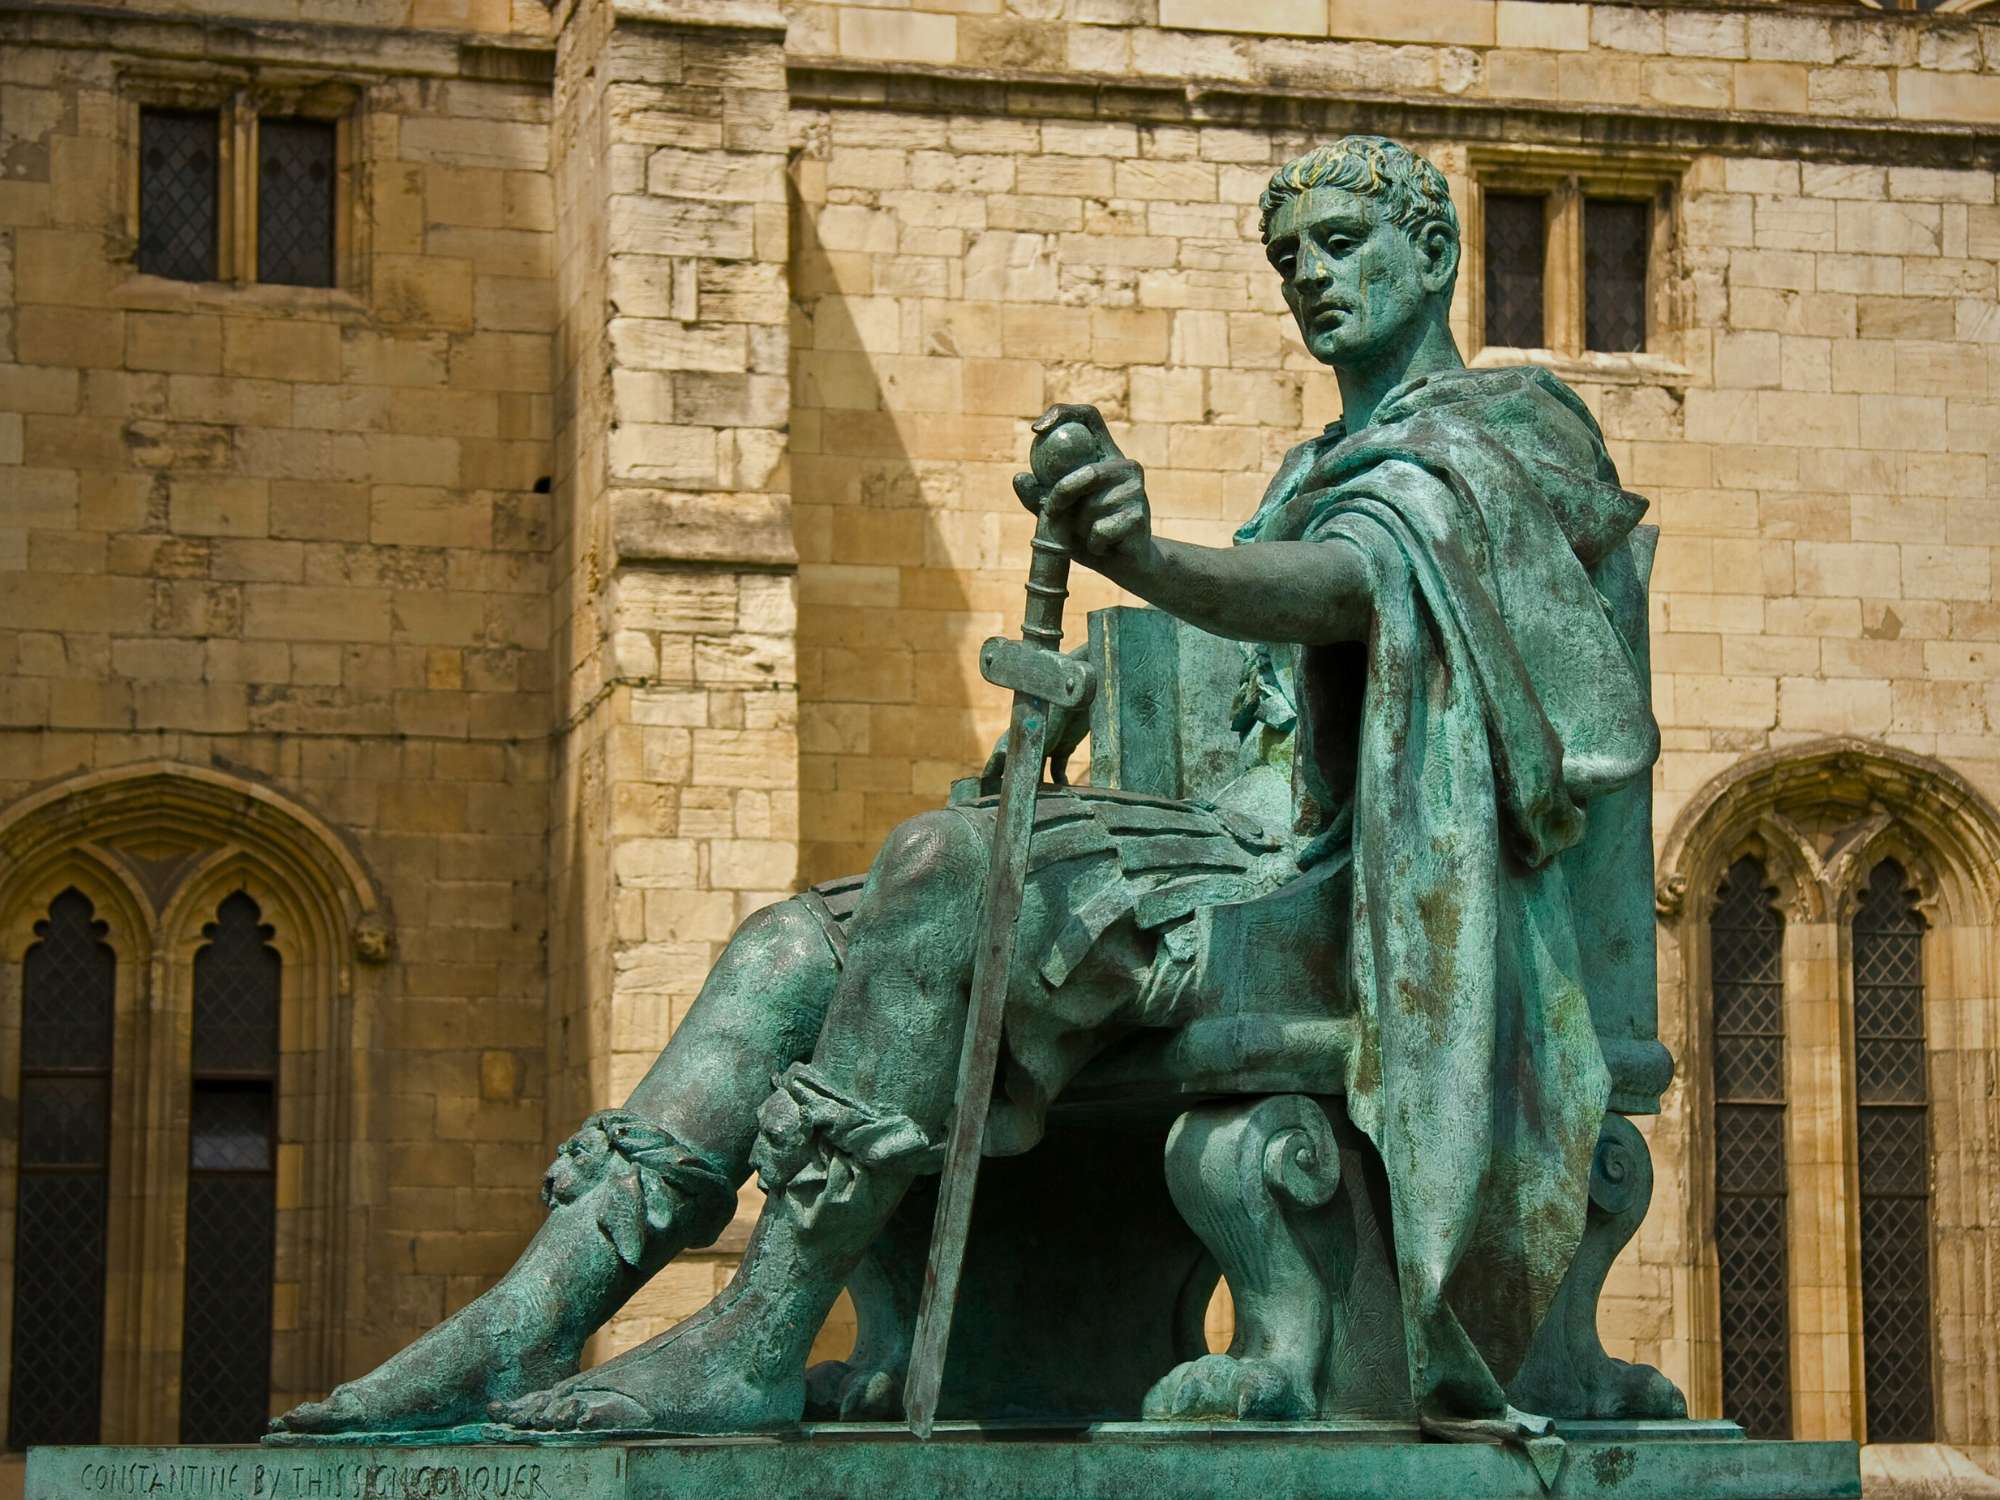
(804, 1240, 919, 1421)
(1507, 1112, 1688, 1422)
(1142, 1095, 1342, 1423)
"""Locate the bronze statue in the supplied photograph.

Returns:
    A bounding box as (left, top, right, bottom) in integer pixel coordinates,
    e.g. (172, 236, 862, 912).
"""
(274, 135, 1674, 1448)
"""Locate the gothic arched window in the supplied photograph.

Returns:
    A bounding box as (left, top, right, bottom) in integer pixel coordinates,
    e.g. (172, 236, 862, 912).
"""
(1710, 857, 1791, 1439)
(178, 891, 281, 1443)
(9, 889, 115, 1448)
(1850, 860, 1934, 1443)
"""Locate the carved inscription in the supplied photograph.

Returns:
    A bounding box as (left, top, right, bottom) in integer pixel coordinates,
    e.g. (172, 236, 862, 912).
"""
(60, 1457, 562, 1499)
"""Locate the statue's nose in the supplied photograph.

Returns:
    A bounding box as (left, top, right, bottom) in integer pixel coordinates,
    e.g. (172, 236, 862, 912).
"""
(1294, 245, 1333, 288)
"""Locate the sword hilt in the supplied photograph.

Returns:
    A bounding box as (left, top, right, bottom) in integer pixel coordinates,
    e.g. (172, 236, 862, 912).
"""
(1023, 520, 1070, 652)
(1022, 415, 1108, 652)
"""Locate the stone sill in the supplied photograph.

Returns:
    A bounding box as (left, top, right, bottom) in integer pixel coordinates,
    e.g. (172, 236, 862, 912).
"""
(110, 272, 373, 323)
(1470, 344, 1695, 388)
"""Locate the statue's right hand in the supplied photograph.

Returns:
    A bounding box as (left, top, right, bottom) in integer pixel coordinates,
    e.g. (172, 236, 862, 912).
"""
(1013, 404, 1149, 565)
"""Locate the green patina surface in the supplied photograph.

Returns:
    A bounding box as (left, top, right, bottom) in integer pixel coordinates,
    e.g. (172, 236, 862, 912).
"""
(203, 132, 1812, 1493)
(32, 1429, 1859, 1500)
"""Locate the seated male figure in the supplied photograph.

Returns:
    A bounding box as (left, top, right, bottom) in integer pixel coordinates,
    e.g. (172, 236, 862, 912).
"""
(276, 135, 1656, 1441)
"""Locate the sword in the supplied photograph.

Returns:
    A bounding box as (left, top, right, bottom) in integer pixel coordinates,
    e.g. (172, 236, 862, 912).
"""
(903, 423, 1101, 1439)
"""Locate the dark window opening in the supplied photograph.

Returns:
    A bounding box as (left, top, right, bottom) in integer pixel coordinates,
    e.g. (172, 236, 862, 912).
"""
(1584, 198, 1649, 354)
(1710, 857, 1792, 1440)
(257, 118, 337, 288)
(179, 891, 280, 1444)
(9, 889, 115, 1450)
(138, 108, 219, 283)
(1482, 192, 1546, 350)
(1852, 860, 1935, 1443)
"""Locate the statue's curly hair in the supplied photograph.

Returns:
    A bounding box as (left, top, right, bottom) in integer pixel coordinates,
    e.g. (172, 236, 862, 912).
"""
(1258, 136, 1459, 249)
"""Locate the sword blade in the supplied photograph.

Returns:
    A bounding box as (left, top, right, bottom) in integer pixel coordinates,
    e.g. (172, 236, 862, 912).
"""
(902, 689, 1051, 1439)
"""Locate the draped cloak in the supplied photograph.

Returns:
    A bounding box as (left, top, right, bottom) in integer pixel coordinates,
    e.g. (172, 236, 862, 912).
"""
(1236, 364, 1659, 1412)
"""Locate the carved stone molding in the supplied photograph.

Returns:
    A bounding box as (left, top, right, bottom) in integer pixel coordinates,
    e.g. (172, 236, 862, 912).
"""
(1656, 738, 2000, 930)
(0, 761, 391, 1435)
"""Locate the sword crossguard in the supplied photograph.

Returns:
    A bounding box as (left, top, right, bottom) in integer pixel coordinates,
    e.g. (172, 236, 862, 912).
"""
(980, 637, 1095, 709)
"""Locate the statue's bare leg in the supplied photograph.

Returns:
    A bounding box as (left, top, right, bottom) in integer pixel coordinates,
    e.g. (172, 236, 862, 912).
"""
(496, 811, 985, 1433)
(272, 899, 841, 1435)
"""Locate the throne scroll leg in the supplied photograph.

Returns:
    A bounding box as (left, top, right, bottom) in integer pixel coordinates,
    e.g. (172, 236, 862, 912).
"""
(1142, 1095, 1341, 1421)
(1507, 1112, 1688, 1421)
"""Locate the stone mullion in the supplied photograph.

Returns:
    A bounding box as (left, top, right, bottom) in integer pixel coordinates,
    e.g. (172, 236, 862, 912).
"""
(1919, 919, 1998, 1457)
(1659, 907, 1722, 1421)
(1784, 917, 1859, 1442)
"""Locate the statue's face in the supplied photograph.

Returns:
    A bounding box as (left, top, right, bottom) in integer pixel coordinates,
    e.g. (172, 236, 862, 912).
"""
(1265, 188, 1448, 372)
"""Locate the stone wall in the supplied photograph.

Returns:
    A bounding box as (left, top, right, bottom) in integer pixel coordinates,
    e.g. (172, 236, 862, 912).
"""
(0, 3, 562, 1440)
(542, 0, 799, 1358)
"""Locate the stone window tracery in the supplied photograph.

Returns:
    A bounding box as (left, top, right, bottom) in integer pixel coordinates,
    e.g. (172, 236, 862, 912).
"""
(0, 765, 388, 1444)
(1657, 739, 2000, 1450)
(1464, 149, 1685, 369)
(125, 77, 357, 291)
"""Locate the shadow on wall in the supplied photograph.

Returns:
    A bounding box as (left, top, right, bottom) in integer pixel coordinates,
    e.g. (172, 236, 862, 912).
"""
(787, 171, 1141, 888)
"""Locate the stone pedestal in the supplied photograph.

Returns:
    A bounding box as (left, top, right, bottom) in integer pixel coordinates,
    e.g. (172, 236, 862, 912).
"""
(32, 1423, 1859, 1500)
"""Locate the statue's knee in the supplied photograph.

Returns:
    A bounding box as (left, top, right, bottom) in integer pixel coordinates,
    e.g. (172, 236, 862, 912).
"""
(868, 811, 984, 917)
(736, 897, 839, 979)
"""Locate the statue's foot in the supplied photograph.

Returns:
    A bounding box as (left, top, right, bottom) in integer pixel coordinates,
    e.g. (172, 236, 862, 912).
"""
(274, 1110, 738, 1437)
(494, 1282, 804, 1435)
(804, 1358, 901, 1421)
(273, 1282, 577, 1435)
(1142, 1353, 1314, 1421)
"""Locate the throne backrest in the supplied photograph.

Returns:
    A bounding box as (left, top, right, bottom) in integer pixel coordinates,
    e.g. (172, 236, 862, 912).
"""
(1082, 524, 1670, 1115)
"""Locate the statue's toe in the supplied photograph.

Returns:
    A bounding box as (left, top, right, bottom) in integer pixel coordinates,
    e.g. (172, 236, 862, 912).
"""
(565, 1390, 652, 1431)
(490, 1391, 556, 1427)
(271, 1387, 367, 1434)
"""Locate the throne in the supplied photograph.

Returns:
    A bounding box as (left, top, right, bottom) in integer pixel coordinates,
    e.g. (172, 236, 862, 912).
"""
(820, 527, 1684, 1430)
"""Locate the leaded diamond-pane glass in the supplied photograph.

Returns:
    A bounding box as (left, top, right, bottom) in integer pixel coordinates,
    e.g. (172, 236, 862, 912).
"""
(181, 892, 280, 1443)
(192, 891, 281, 1074)
(10, 1177, 108, 1447)
(1710, 858, 1791, 1439)
(22, 888, 115, 1071)
(1483, 193, 1545, 350)
(180, 1174, 276, 1442)
(139, 108, 219, 283)
(20, 1077, 110, 1167)
(256, 117, 336, 287)
(1584, 198, 1649, 353)
(1852, 860, 1934, 1443)
(9, 888, 114, 1450)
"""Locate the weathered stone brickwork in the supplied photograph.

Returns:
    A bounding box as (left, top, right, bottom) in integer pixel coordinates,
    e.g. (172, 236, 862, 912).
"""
(2, 0, 1996, 1484)
(0, 1, 564, 1458)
